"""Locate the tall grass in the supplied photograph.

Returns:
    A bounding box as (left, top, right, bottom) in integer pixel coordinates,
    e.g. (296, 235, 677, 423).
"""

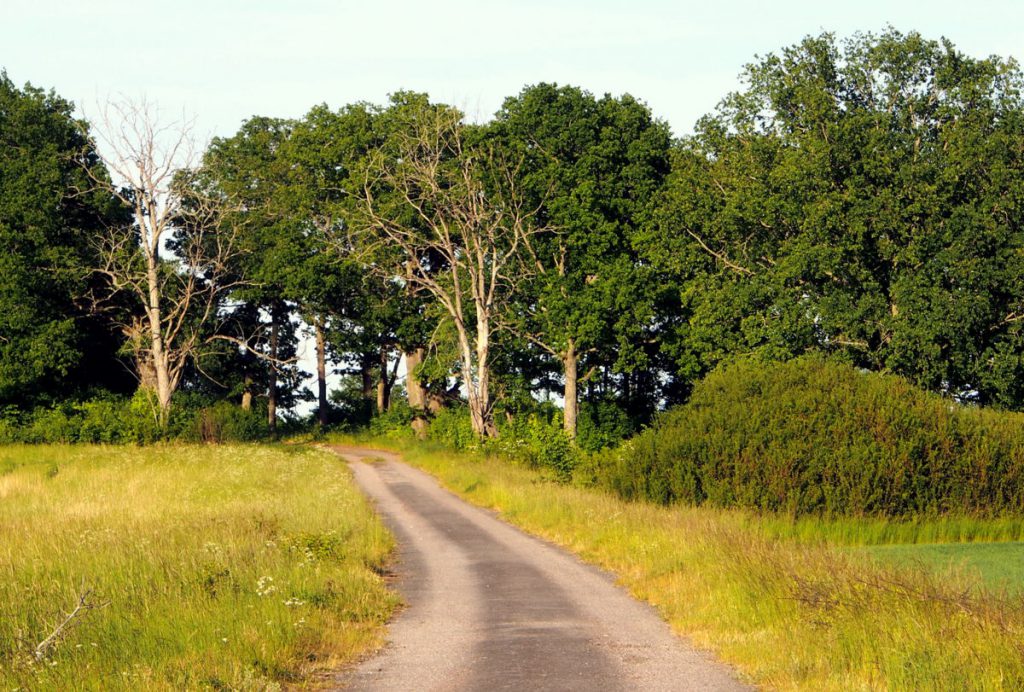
(0, 444, 397, 690)
(389, 441, 1024, 690)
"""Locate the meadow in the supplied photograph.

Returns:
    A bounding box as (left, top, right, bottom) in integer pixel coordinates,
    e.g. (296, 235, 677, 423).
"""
(5, 434, 1022, 690)
(362, 438, 1024, 690)
(0, 444, 397, 691)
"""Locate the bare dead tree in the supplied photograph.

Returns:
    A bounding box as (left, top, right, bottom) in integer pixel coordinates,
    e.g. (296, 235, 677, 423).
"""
(359, 106, 547, 438)
(81, 97, 247, 425)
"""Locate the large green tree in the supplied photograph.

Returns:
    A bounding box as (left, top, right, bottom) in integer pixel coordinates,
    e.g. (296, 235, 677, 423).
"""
(194, 116, 307, 429)
(488, 83, 671, 436)
(358, 94, 545, 437)
(279, 103, 382, 427)
(0, 73, 129, 408)
(646, 30, 1024, 406)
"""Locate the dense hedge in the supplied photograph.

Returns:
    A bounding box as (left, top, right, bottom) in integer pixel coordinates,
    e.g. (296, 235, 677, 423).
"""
(0, 393, 272, 444)
(591, 357, 1024, 517)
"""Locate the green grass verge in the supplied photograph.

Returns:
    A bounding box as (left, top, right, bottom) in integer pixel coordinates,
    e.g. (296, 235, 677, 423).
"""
(0, 444, 398, 691)
(368, 438, 1024, 690)
(748, 512, 1024, 546)
(860, 542, 1024, 595)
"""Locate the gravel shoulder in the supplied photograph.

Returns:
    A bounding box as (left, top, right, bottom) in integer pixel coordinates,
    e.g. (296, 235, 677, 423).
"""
(330, 445, 749, 691)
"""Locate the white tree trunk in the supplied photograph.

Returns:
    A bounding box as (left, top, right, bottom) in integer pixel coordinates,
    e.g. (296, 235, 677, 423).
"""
(563, 339, 578, 439)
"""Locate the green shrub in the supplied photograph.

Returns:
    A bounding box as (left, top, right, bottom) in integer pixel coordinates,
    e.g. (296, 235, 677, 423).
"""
(0, 393, 275, 444)
(497, 411, 579, 480)
(79, 392, 164, 443)
(428, 406, 478, 451)
(576, 398, 636, 453)
(328, 376, 375, 429)
(423, 405, 581, 479)
(369, 399, 416, 439)
(0, 406, 21, 443)
(23, 403, 83, 443)
(0, 392, 165, 444)
(193, 400, 268, 443)
(600, 356, 1024, 517)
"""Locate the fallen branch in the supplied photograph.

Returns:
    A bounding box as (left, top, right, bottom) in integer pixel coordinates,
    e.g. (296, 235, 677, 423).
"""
(34, 585, 108, 661)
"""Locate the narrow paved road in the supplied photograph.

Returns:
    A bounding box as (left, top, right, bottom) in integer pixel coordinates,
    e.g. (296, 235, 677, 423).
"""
(330, 446, 748, 691)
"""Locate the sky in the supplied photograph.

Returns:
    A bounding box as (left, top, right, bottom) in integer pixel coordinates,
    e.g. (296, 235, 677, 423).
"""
(5, 0, 1022, 141)
(4, 0, 1022, 412)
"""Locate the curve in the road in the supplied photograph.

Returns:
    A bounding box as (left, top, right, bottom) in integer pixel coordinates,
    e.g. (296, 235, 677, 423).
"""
(330, 446, 749, 691)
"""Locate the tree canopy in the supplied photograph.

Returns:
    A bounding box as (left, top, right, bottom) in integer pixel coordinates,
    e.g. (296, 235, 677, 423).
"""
(4, 28, 1024, 441)
(645, 29, 1024, 406)
(0, 73, 130, 406)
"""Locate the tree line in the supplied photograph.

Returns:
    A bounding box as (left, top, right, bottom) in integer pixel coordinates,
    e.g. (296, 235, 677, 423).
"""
(3, 28, 1024, 444)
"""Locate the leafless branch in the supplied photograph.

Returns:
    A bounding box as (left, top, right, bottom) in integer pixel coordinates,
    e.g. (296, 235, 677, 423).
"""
(34, 583, 109, 661)
(79, 95, 250, 419)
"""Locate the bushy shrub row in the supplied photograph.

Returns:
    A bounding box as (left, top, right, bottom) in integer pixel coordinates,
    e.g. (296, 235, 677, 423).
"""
(0, 393, 272, 444)
(0, 393, 164, 444)
(590, 356, 1024, 517)
(367, 399, 417, 438)
(192, 400, 270, 443)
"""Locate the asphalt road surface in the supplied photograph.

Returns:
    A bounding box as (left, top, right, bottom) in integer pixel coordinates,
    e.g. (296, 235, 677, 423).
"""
(330, 445, 749, 691)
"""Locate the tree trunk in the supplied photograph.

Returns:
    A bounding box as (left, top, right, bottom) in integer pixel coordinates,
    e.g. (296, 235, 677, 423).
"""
(474, 314, 498, 437)
(267, 311, 278, 434)
(454, 320, 483, 437)
(377, 347, 392, 413)
(360, 353, 375, 401)
(451, 311, 498, 439)
(563, 339, 578, 440)
(405, 347, 427, 409)
(145, 255, 172, 426)
(405, 347, 429, 438)
(316, 315, 328, 428)
(241, 374, 253, 411)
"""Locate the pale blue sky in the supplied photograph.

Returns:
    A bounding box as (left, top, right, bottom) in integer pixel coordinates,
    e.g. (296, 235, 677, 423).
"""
(5, 0, 1022, 139)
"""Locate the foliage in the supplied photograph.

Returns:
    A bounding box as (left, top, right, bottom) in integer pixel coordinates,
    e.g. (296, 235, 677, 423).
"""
(7, 30, 1024, 446)
(367, 397, 416, 439)
(0, 72, 130, 408)
(644, 29, 1024, 405)
(494, 409, 579, 480)
(0, 393, 162, 444)
(575, 398, 636, 452)
(329, 375, 375, 430)
(427, 406, 479, 451)
(488, 84, 673, 434)
(603, 356, 1024, 517)
(415, 402, 581, 479)
(0, 393, 272, 445)
(191, 400, 269, 443)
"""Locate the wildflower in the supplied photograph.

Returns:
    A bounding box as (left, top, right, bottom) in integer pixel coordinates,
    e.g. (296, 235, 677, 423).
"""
(256, 576, 277, 596)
